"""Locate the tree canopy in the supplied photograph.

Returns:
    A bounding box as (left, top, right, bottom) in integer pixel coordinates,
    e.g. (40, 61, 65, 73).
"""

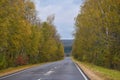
(72, 0, 120, 70)
(0, 0, 64, 69)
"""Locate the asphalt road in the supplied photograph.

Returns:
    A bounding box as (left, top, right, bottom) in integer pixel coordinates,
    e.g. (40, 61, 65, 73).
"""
(0, 57, 88, 80)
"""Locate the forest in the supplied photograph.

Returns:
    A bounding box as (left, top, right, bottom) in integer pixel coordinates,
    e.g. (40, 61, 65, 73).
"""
(0, 0, 64, 70)
(72, 0, 120, 70)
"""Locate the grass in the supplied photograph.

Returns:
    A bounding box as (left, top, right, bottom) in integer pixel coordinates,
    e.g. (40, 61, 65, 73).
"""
(87, 63, 120, 80)
(0, 63, 44, 77)
(0, 60, 56, 77)
(74, 58, 120, 80)
(0, 59, 63, 77)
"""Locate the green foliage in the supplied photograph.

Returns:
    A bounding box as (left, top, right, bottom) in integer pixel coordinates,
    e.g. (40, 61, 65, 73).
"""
(38, 22, 64, 62)
(0, 0, 64, 70)
(72, 0, 120, 70)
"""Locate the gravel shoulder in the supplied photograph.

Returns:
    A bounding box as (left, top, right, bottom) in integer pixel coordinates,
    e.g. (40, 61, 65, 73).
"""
(0, 62, 52, 77)
(74, 60, 104, 80)
(73, 58, 120, 80)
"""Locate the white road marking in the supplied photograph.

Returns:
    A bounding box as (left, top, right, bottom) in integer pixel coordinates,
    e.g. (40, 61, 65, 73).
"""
(74, 63, 88, 80)
(44, 70, 54, 76)
(37, 78, 41, 80)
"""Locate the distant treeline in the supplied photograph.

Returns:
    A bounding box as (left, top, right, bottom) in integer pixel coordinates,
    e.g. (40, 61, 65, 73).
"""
(72, 0, 120, 70)
(0, 0, 64, 70)
(61, 40, 73, 55)
(64, 46, 72, 53)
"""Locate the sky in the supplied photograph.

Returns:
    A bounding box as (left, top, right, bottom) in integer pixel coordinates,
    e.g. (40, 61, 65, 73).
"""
(33, 0, 83, 40)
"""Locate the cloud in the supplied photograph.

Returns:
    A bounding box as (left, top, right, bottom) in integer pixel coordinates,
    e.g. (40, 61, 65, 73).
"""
(33, 0, 82, 39)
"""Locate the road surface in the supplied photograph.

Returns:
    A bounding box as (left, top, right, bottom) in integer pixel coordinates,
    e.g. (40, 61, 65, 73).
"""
(0, 57, 88, 80)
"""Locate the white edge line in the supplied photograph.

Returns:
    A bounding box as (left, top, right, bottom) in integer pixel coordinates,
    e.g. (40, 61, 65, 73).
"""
(37, 78, 41, 80)
(0, 69, 28, 79)
(74, 63, 88, 80)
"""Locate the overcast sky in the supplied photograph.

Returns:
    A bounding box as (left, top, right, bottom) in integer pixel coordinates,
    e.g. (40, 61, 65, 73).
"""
(33, 0, 83, 40)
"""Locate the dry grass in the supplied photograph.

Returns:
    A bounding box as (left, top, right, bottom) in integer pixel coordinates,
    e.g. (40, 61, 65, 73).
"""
(73, 58, 120, 80)
(0, 59, 63, 77)
(0, 63, 45, 77)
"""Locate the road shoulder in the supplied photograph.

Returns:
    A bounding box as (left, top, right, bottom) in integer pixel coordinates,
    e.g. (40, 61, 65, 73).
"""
(73, 58, 120, 80)
(73, 58, 104, 80)
(0, 63, 47, 77)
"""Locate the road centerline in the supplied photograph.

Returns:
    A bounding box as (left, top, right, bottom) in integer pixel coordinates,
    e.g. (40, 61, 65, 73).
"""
(44, 70, 55, 76)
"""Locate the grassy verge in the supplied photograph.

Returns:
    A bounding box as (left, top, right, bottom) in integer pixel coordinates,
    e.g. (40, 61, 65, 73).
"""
(73, 58, 120, 80)
(0, 63, 46, 77)
(0, 59, 64, 77)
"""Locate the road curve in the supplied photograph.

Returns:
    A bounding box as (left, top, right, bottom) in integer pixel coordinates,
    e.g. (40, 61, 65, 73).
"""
(0, 57, 88, 80)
